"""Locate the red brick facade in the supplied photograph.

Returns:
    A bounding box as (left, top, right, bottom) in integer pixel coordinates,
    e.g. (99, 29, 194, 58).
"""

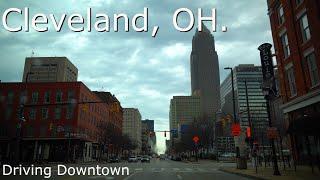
(267, 0, 320, 163)
(0, 82, 122, 162)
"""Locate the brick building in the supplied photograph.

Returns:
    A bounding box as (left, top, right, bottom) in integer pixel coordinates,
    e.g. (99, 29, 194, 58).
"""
(267, 0, 320, 163)
(0, 82, 122, 163)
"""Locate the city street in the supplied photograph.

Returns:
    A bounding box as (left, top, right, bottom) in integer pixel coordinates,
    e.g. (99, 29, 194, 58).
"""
(1, 159, 250, 180)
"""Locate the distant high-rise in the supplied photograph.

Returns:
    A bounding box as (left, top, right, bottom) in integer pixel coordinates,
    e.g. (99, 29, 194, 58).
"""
(190, 25, 221, 120)
(123, 108, 142, 154)
(169, 96, 201, 140)
(22, 57, 78, 82)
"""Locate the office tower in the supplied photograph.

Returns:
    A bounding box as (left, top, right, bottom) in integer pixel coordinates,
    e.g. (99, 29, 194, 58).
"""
(22, 57, 78, 82)
(169, 96, 201, 140)
(190, 24, 220, 120)
(220, 64, 269, 146)
(123, 108, 142, 154)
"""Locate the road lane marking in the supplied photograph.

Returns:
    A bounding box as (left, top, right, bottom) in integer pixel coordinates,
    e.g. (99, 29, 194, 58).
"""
(196, 168, 205, 172)
(123, 171, 139, 180)
(177, 174, 182, 179)
(152, 168, 163, 172)
(173, 168, 180, 171)
(134, 168, 143, 171)
(105, 177, 115, 180)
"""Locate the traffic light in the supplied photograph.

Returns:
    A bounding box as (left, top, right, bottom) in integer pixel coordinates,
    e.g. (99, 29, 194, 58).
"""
(246, 127, 251, 138)
(164, 131, 166, 137)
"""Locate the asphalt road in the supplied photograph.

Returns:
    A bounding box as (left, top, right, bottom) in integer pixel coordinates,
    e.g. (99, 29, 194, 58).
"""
(1, 159, 250, 180)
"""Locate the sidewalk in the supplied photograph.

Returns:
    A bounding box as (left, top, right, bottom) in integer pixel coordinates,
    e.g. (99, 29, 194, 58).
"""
(219, 166, 320, 180)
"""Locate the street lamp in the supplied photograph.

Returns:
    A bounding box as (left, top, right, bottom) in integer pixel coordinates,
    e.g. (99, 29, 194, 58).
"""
(262, 86, 281, 176)
(224, 67, 237, 124)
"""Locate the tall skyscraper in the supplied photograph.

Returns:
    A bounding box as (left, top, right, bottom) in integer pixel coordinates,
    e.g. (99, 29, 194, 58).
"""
(190, 25, 221, 120)
(22, 57, 78, 82)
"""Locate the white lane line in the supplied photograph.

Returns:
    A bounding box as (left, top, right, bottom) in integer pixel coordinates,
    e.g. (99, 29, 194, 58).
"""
(173, 168, 180, 171)
(196, 168, 205, 172)
(177, 174, 183, 180)
(135, 168, 143, 171)
(123, 171, 139, 180)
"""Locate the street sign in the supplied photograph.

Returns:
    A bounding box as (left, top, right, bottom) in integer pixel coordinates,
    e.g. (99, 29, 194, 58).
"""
(193, 136, 199, 143)
(231, 123, 241, 136)
(267, 127, 279, 139)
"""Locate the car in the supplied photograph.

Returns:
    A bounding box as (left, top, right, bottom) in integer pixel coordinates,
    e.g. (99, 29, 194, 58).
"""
(160, 154, 166, 160)
(128, 156, 138, 163)
(137, 155, 142, 161)
(141, 155, 150, 163)
(108, 156, 120, 163)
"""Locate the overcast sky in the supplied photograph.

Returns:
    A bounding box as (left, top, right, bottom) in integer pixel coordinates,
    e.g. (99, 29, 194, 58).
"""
(0, 0, 272, 153)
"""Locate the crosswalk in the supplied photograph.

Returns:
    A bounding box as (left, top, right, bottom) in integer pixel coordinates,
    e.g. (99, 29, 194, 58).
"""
(133, 167, 218, 173)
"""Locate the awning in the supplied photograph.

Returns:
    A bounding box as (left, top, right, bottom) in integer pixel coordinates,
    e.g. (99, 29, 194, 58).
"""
(287, 114, 320, 136)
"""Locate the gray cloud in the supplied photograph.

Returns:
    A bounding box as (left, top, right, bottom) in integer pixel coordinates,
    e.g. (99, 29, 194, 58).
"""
(0, 0, 272, 152)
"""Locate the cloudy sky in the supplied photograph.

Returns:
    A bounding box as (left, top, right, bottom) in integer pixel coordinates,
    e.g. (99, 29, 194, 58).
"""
(0, 0, 272, 153)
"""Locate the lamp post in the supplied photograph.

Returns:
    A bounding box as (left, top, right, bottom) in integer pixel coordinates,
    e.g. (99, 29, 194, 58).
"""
(224, 67, 241, 158)
(262, 87, 281, 176)
(224, 67, 237, 124)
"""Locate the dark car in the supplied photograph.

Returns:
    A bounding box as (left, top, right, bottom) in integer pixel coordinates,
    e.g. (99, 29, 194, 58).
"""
(141, 155, 150, 163)
(128, 156, 138, 163)
(108, 156, 120, 163)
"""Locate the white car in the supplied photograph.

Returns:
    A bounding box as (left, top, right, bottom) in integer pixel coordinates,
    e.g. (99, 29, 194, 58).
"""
(128, 156, 138, 162)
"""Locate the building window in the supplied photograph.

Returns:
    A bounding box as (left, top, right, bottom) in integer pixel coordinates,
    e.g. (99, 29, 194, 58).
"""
(306, 52, 319, 87)
(56, 91, 63, 103)
(281, 33, 290, 58)
(31, 92, 39, 104)
(7, 91, 14, 104)
(29, 108, 36, 120)
(286, 66, 297, 97)
(42, 108, 49, 120)
(68, 90, 75, 102)
(54, 107, 62, 120)
(299, 14, 311, 42)
(66, 106, 74, 119)
(278, 6, 285, 25)
(296, 0, 303, 6)
(44, 91, 50, 104)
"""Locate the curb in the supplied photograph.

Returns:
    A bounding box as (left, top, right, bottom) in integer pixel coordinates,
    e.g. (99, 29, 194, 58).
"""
(218, 168, 267, 180)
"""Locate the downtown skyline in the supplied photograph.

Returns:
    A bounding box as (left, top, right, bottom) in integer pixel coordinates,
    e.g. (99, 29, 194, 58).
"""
(0, 0, 273, 152)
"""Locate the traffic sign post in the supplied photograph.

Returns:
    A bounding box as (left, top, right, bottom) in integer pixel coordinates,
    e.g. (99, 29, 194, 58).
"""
(192, 136, 199, 162)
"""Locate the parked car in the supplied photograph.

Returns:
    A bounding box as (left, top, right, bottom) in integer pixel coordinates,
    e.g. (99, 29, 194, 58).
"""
(141, 155, 150, 163)
(128, 156, 138, 162)
(108, 156, 120, 163)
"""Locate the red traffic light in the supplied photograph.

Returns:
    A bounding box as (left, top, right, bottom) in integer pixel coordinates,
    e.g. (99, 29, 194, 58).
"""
(246, 127, 251, 138)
